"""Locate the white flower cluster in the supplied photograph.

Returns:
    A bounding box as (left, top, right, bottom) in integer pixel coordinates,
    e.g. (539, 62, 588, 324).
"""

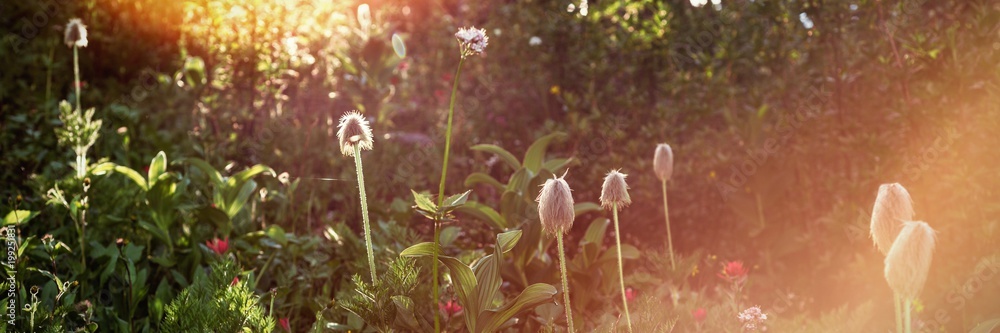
(738, 306, 768, 331)
(455, 26, 488, 58)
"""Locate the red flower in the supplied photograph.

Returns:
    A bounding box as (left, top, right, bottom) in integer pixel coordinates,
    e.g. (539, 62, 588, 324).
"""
(439, 300, 462, 317)
(230, 276, 239, 286)
(718, 261, 748, 283)
(278, 317, 290, 331)
(625, 287, 636, 302)
(205, 237, 229, 255)
(692, 308, 707, 322)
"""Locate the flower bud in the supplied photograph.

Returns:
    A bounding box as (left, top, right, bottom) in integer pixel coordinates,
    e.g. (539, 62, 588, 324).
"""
(870, 183, 914, 255)
(653, 144, 673, 182)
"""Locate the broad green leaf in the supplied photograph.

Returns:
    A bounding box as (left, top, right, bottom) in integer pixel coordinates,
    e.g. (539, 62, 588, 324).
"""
(224, 180, 258, 218)
(496, 230, 523, 253)
(479, 283, 558, 333)
(505, 168, 532, 195)
(522, 132, 567, 174)
(148, 151, 167, 189)
(90, 162, 117, 175)
(138, 220, 170, 246)
(471, 144, 521, 170)
(197, 206, 230, 233)
(465, 172, 505, 191)
(471, 239, 504, 330)
(573, 202, 602, 217)
(266, 225, 288, 246)
(456, 201, 507, 231)
(227, 164, 276, 189)
(3, 210, 37, 226)
(596, 244, 641, 265)
(400, 243, 478, 308)
(180, 158, 224, 187)
(442, 190, 472, 210)
(113, 165, 148, 191)
(440, 226, 461, 247)
(970, 318, 1000, 333)
(542, 157, 575, 173)
(581, 218, 609, 246)
(411, 190, 438, 215)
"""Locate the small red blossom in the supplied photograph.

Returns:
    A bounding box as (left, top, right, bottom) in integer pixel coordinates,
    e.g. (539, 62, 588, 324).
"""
(278, 317, 290, 331)
(230, 276, 239, 286)
(439, 300, 462, 317)
(692, 308, 707, 322)
(143, 165, 149, 174)
(718, 260, 749, 283)
(205, 237, 229, 255)
(625, 287, 636, 302)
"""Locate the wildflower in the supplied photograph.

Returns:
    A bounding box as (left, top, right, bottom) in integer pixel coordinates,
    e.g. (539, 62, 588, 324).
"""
(537, 173, 575, 235)
(884, 221, 936, 301)
(692, 308, 707, 322)
(455, 26, 489, 58)
(870, 183, 915, 255)
(279, 317, 290, 331)
(653, 144, 674, 182)
(336, 111, 374, 157)
(529, 36, 542, 46)
(439, 300, 462, 317)
(718, 261, 749, 283)
(230, 276, 239, 286)
(64, 18, 88, 48)
(205, 237, 229, 255)
(737, 306, 768, 331)
(550, 85, 560, 95)
(600, 170, 632, 210)
(625, 287, 636, 302)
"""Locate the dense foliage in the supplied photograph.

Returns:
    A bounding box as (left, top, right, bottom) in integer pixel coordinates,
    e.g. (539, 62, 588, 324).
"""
(2, 0, 999, 332)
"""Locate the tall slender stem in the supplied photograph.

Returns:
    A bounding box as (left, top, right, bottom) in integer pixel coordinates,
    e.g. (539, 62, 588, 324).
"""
(557, 233, 575, 333)
(903, 299, 912, 333)
(432, 55, 466, 333)
(894, 292, 902, 333)
(354, 144, 377, 283)
(612, 205, 633, 332)
(73, 46, 81, 112)
(662, 180, 676, 270)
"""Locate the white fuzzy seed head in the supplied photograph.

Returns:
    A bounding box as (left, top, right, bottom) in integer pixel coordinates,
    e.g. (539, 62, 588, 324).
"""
(600, 169, 631, 211)
(870, 183, 915, 255)
(64, 18, 89, 48)
(884, 221, 936, 301)
(653, 143, 674, 182)
(537, 174, 575, 235)
(336, 111, 374, 156)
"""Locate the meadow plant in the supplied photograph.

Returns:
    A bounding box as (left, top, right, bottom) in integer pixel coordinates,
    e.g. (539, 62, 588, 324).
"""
(600, 169, 633, 332)
(427, 26, 488, 332)
(884, 221, 936, 333)
(538, 173, 577, 333)
(869, 183, 914, 332)
(653, 143, 676, 270)
(337, 111, 378, 282)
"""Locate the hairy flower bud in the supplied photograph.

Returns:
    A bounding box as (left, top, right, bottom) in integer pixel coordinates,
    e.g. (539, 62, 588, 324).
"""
(336, 111, 374, 156)
(537, 174, 575, 235)
(64, 18, 89, 48)
(600, 170, 631, 210)
(653, 144, 674, 182)
(870, 183, 915, 255)
(884, 221, 936, 301)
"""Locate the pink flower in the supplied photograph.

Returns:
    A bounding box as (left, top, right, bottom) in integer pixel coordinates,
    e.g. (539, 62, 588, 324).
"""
(230, 276, 239, 286)
(439, 300, 462, 317)
(205, 237, 229, 255)
(278, 317, 290, 331)
(625, 287, 636, 302)
(692, 308, 707, 323)
(718, 261, 749, 283)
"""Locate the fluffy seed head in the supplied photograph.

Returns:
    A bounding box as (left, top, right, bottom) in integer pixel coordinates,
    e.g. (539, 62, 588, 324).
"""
(884, 221, 936, 301)
(537, 174, 575, 235)
(870, 183, 915, 255)
(600, 169, 631, 210)
(653, 143, 674, 182)
(64, 18, 89, 48)
(336, 111, 374, 156)
(455, 26, 488, 58)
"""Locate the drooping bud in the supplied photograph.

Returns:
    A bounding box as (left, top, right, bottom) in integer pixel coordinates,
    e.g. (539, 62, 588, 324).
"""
(870, 183, 915, 255)
(653, 143, 674, 182)
(64, 18, 89, 48)
(884, 221, 936, 301)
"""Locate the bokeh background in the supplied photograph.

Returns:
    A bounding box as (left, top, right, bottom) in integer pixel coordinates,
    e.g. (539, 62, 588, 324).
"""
(2, 0, 1000, 331)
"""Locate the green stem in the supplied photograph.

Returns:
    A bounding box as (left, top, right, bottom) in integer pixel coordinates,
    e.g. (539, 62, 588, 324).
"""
(662, 181, 675, 270)
(354, 144, 377, 283)
(894, 292, 902, 333)
(612, 206, 633, 332)
(904, 299, 912, 333)
(73, 46, 81, 112)
(432, 55, 466, 333)
(557, 233, 576, 333)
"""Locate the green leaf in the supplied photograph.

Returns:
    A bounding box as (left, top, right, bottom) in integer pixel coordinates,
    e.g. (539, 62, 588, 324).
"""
(197, 206, 231, 234)
(542, 157, 575, 173)
(522, 132, 567, 174)
(180, 158, 224, 187)
(496, 230, 523, 253)
(456, 201, 507, 231)
(227, 164, 276, 189)
(581, 218, 609, 246)
(465, 172, 505, 191)
(441, 190, 472, 210)
(148, 151, 167, 189)
(113, 165, 148, 191)
(400, 243, 478, 312)
(471, 144, 521, 170)
(266, 225, 288, 247)
(505, 168, 531, 195)
(479, 283, 558, 333)
(3, 210, 37, 226)
(90, 162, 117, 175)
(970, 318, 1000, 333)
(411, 190, 438, 215)
(573, 202, 602, 217)
(224, 180, 257, 218)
